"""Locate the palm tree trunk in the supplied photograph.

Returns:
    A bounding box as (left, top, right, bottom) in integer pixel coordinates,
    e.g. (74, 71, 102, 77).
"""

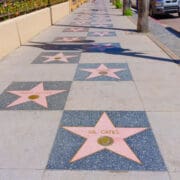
(137, 0, 149, 32)
(123, 0, 130, 15)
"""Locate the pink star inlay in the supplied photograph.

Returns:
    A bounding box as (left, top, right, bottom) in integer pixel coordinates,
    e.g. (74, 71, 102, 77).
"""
(93, 23, 110, 26)
(42, 52, 78, 63)
(67, 28, 87, 32)
(63, 112, 148, 163)
(95, 19, 109, 22)
(73, 21, 89, 25)
(76, 18, 90, 21)
(57, 37, 81, 42)
(80, 64, 125, 79)
(7, 83, 66, 108)
(92, 32, 111, 37)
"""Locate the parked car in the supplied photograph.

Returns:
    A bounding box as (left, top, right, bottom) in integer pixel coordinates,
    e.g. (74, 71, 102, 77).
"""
(131, 0, 180, 17)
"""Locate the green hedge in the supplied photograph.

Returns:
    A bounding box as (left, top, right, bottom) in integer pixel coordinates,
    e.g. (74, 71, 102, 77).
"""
(0, 0, 68, 21)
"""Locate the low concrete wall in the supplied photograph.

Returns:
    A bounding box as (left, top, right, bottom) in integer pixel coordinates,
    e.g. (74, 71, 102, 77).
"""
(0, 19, 20, 59)
(51, 2, 70, 24)
(16, 8, 51, 44)
(71, 0, 79, 11)
(0, 1, 86, 60)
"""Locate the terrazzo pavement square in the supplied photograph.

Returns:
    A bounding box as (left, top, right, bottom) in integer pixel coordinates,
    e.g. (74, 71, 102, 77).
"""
(91, 19, 112, 23)
(90, 24, 114, 28)
(47, 111, 166, 170)
(42, 171, 169, 180)
(0, 81, 71, 110)
(0, 64, 78, 81)
(128, 62, 180, 81)
(74, 63, 132, 81)
(69, 22, 92, 26)
(135, 81, 180, 111)
(79, 53, 127, 63)
(0, 111, 62, 168)
(87, 31, 116, 37)
(0, 169, 43, 180)
(147, 112, 180, 171)
(53, 37, 87, 43)
(82, 43, 121, 53)
(32, 51, 81, 64)
(63, 27, 89, 32)
(65, 81, 144, 110)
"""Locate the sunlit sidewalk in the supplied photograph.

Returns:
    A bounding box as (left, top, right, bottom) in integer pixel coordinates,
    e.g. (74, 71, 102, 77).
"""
(0, 0, 180, 180)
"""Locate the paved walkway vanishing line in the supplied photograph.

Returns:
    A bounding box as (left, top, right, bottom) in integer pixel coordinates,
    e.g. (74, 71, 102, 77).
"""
(0, 0, 180, 180)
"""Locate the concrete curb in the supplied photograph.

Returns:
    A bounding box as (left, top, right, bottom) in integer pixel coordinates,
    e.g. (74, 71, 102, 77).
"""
(0, 1, 84, 60)
(128, 16, 180, 63)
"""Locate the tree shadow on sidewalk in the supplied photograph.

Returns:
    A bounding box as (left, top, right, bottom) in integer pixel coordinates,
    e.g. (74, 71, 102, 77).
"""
(74, 12, 122, 16)
(25, 41, 179, 64)
(166, 27, 180, 38)
(54, 24, 137, 32)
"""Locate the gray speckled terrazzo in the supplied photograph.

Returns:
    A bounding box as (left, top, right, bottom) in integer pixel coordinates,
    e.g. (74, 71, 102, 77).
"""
(90, 24, 114, 28)
(47, 111, 166, 170)
(91, 19, 112, 22)
(83, 43, 121, 53)
(69, 22, 92, 26)
(63, 27, 89, 32)
(87, 31, 116, 37)
(74, 63, 132, 81)
(32, 51, 81, 64)
(0, 81, 71, 110)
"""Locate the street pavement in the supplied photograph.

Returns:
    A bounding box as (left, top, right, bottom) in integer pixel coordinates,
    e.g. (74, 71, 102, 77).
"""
(155, 14, 180, 33)
(0, 0, 180, 179)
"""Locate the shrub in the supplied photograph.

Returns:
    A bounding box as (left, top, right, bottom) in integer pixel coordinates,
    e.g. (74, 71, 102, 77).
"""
(0, 0, 67, 22)
(115, 0, 122, 9)
(124, 8, 133, 16)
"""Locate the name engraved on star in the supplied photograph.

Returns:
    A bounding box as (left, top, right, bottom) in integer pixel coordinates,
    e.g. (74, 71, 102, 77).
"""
(54, 56, 61, 59)
(17, 91, 53, 95)
(100, 130, 120, 134)
(99, 71, 108, 75)
(88, 129, 120, 134)
(88, 130, 97, 134)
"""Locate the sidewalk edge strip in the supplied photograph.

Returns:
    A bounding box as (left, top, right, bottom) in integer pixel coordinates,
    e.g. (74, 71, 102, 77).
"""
(128, 16, 180, 63)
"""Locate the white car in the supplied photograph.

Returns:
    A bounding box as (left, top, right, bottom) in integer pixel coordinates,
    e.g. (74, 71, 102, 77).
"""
(131, 0, 180, 17)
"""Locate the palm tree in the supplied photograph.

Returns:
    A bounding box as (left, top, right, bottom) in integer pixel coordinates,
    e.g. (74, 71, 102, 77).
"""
(137, 0, 149, 32)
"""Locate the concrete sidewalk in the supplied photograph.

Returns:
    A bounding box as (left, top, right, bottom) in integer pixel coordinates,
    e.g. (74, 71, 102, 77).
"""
(0, 0, 180, 179)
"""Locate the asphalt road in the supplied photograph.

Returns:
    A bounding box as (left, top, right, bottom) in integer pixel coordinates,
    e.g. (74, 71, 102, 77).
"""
(152, 13, 180, 33)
